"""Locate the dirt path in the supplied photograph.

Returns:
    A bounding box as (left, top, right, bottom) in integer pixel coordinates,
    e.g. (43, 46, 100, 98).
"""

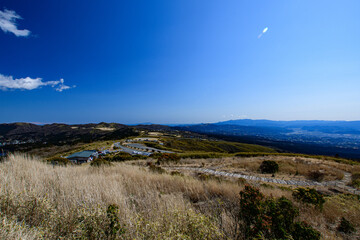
(166, 166, 360, 195)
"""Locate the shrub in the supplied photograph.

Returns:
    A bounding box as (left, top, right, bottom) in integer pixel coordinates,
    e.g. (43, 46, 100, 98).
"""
(106, 152, 133, 161)
(90, 158, 112, 167)
(237, 177, 247, 185)
(170, 171, 183, 176)
(47, 156, 70, 166)
(337, 217, 355, 234)
(105, 204, 126, 239)
(239, 185, 270, 239)
(308, 170, 325, 182)
(131, 154, 149, 160)
(239, 185, 320, 240)
(350, 172, 360, 188)
(152, 153, 180, 164)
(293, 188, 325, 210)
(197, 173, 221, 182)
(266, 197, 299, 239)
(148, 164, 165, 174)
(259, 160, 279, 174)
(293, 221, 321, 240)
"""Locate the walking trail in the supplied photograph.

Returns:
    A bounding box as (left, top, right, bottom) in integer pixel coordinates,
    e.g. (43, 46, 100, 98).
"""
(166, 166, 360, 195)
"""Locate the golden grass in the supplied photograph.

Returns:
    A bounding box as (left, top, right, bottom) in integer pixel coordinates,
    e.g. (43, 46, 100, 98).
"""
(0, 154, 231, 239)
(1, 154, 359, 239)
(323, 194, 360, 225)
(0, 213, 43, 240)
(175, 156, 351, 181)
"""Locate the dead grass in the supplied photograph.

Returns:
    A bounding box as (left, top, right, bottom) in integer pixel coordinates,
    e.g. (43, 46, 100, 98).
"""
(298, 194, 360, 239)
(323, 194, 360, 225)
(0, 154, 236, 239)
(175, 156, 350, 181)
(0, 213, 43, 240)
(1, 154, 359, 239)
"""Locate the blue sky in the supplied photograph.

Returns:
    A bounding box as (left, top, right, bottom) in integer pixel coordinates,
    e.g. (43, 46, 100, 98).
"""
(1, 0, 359, 124)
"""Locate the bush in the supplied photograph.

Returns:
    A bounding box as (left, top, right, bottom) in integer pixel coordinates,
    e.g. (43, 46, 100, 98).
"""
(170, 171, 183, 176)
(308, 170, 325, 182)
(152, 153, 180, 164)
(105, 152, 133, 161)
(350, 172, 360, 188)
(47, 157, 70, 166)
(105, 204, 126, 239)
(197, 173, 221, 182)
(259, 160, 279, 174)
(239, 185, 270, 238)
(293, 221, 321, 240)
(131, 154, 148, 160)
(239, 185, 320, 240)
(148, 164, 165, 174)
(90, 158, 112, 167)
(337, 217, 355, 234)
(266, 197, 299, 238)
(293, 188, 325, 210)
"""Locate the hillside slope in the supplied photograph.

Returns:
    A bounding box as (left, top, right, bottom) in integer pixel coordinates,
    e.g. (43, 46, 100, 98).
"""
(160, 137, 276, 153)
(0, 122, 138, 146)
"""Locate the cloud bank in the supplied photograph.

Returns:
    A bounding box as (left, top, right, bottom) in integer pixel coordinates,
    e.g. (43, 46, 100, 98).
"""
(0, 74, 74, 92)
(0, 9, 31, 37)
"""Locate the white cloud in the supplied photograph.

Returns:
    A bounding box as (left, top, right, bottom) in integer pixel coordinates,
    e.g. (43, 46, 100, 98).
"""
(0, 9, 30, 37)
(0, 74, 74, 92)
(258, 27, 269, 39)
(55, 79, 76, 92)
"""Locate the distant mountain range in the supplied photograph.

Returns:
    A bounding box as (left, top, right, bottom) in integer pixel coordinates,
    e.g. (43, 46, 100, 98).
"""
(215, 119, 360, 135)
(175, 119, 360, 159)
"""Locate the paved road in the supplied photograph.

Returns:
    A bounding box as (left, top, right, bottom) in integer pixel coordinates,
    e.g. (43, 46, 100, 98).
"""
(118, 145, 151, 156)
(166, 166, 360, 195)
(127, 143, 174, 153)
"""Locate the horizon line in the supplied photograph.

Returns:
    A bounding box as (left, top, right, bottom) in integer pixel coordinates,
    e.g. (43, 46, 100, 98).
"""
(1, 118, 360, 126)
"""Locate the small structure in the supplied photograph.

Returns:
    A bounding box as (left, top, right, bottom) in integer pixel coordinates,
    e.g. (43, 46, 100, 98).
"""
(67, 150, 98, 164)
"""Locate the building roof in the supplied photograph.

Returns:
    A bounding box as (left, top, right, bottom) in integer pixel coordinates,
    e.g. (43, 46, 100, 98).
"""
(67, 150, 97, 159)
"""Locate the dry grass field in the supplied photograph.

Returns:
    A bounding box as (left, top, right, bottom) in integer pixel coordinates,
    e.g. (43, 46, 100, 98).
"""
(1, 154, 360, 239)
(168, 156, 360, 182)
